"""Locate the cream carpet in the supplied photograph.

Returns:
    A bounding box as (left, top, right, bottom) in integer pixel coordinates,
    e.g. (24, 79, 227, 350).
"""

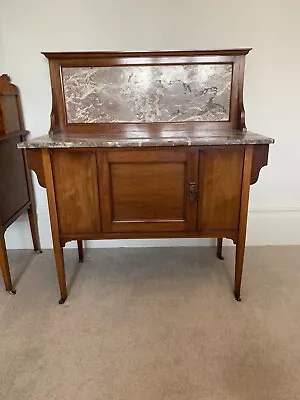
(0, 246, 299, 400)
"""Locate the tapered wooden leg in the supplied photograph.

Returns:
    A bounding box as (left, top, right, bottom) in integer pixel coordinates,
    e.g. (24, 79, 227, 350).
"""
(53, 243, 67, 304)
(77, 240, 84, 262)
(0, 233, 16, 294)
(234, 238, 246, 301)
(23, 150, 42, 253)
(234, 146, 253, 302)
(217, 238, 224, 260)
(42, 149, 68, 304)
(27, 206, 42, 253)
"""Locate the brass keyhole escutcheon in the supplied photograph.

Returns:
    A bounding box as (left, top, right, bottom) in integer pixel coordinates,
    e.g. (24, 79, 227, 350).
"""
(188, 183, 198, 202)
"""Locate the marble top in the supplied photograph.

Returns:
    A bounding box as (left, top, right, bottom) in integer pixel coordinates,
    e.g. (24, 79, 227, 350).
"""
(18, 130, 274, 149)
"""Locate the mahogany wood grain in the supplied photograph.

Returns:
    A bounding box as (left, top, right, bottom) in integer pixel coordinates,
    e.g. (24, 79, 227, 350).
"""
(111, 163, 185, 221)
(43, 49, 252, 58)
(98, 149, 198, 233)
(0, 95, 20, 134)
(43, 50, 250, 134)
(0, 227, 15, 292)
(251, 144, 269, 184)
(77, 240, 84, 262)
(234, 145, 254, 301)
(199, 147, 244, 231)
(0, 135, 29, 225)
(42, 149, 67, 303)
(0, 74, 41, 291)
(0, 75, 20, 136)
(23, 147, 42, 253)
(21, 50, 272, 302)
(23, 143, 269, 304)
(27, 206, 41, 253)
(217, 238, 224, 260)
(0, 74, 25, 134)
(2, 202, 30, 232)
(59, 229, 237, 247)
(26, 148, 46, 188)
(25, 145, 264, 303)
(237, 55, 247, 130)
(49, 60, 65, 134)
(51, 150, 101, 235)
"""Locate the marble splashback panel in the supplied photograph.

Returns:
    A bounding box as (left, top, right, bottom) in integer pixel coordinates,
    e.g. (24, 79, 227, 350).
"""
(62, 64, 232, 123)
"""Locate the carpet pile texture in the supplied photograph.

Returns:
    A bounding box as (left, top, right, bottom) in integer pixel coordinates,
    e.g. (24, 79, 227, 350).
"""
(0, 246, 299, 400)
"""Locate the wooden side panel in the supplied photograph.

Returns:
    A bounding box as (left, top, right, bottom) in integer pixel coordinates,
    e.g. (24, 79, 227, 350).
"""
(0, 135, 29, 224)
(51, 151, 100, 235)
(199, 147, 244, 231)
(98, 149, 198, 233)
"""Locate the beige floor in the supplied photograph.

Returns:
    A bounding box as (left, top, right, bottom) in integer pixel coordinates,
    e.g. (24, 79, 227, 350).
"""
(0, 246, 299, 400)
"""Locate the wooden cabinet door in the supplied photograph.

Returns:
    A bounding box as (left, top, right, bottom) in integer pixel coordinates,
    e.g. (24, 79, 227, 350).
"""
(198, 147, 244, 232)
(51, 151, 101, 235)
(98, 149, 198, 233)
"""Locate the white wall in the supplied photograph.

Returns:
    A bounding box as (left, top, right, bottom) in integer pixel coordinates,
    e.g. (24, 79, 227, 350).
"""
(0, 0, 299, 248)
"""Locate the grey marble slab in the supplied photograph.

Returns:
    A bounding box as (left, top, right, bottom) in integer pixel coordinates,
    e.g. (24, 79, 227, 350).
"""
(62, 64, 232, 123)
(18, 130, 275, 149)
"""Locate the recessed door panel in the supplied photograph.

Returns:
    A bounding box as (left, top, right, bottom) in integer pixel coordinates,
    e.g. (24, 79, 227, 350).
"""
(98, 149, 198, 233)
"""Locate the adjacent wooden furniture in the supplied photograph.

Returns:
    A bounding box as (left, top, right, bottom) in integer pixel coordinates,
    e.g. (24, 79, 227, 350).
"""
(19, 50, 274, 304)
(0, 74, 41, 294)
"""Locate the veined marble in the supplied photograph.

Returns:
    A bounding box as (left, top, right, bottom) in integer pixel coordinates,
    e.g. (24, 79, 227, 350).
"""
(62, 64, 232, 124)
(18, 130, 275, 149)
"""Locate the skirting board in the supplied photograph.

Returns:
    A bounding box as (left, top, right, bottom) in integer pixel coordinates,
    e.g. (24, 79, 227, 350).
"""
(3, 205, 300, 249)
